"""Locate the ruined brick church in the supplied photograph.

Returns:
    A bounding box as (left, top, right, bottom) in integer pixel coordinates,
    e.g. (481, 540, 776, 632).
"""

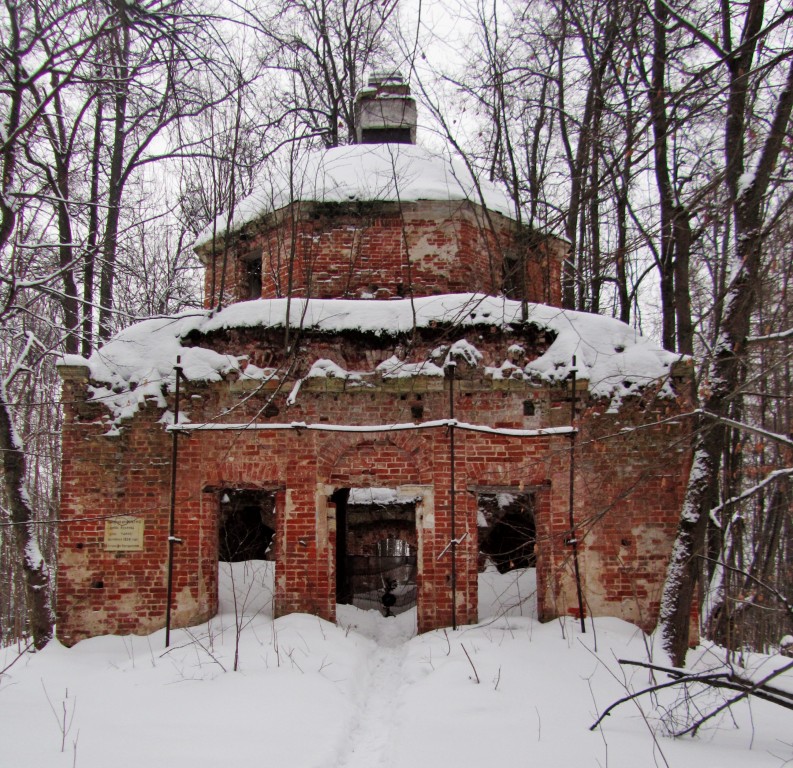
(57, 74, 691, 645)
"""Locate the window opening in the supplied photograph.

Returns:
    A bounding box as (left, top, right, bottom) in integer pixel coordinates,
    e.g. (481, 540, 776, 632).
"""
(218, 489, 276, 562)
(502, 255, 522, 299)
(245, 256, 262, 300)
(477, 492, 535, 574)
(361, 127, 412, 144)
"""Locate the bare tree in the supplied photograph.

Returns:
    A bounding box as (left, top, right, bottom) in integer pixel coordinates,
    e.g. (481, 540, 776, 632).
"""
(659, 0, 793, 665)
(252, 0, 399, 148)
(413, 0, 792, 662)
(0, 0, 124, 649)
(424, 0, 654, 322)
(0, 0, 246, 647)
(94, 1, 237, 341)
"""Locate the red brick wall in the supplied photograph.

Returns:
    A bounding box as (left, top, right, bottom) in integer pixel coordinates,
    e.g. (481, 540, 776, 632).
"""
(58, 350, 690, 643)
(58, 371, 215, 645)
(199, 201, 564, 308)
(553, 396, 692, 629)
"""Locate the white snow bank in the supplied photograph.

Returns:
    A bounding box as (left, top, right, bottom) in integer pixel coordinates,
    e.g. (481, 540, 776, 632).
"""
(2, 561, 791, 768)
(478, 564, 537, 620)
(195, 143, 515, 246)
(445, 337, 484, 366)
(376, 355, 445, 378)
(61, 294, 684, 425)
(304, 358, 369, 386)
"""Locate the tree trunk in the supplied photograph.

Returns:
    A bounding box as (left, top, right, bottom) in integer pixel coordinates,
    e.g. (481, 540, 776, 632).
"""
(82, 96, 104, 357)
(42, 85, 81, 355)
(0, 381, 53, 649)
(673, 208, 693, 355)
(649, 0, 694, 354)
(660, 430, 717, 664)
(98, 20, 131, 341)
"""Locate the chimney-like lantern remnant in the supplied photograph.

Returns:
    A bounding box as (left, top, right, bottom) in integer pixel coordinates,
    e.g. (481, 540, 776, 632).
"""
(354, 71, 417, 145)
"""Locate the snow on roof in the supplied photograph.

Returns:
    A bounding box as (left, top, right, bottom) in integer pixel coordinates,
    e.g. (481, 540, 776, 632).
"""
(194, 144, 515, 248)
(59, 294, 684, 425)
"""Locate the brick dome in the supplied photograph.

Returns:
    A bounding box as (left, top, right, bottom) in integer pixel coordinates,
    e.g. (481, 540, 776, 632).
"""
(195, 143, 564, 306)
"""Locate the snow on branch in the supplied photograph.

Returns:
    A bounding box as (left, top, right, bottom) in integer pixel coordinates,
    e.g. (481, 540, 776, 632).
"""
(3, 331, 45, 389)
(710, 467, 793, 516)
(697, 409, 793, 448)
(748, 326, 793, 343)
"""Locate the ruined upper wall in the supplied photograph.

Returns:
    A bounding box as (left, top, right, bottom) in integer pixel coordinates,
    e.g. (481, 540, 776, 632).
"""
(58, 293, 686, 436)
(200, 200, 565, 307)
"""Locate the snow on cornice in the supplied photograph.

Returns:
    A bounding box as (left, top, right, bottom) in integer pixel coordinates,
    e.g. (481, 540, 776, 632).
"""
(59, 294, 684, 426)
(194, 144, 516, 248)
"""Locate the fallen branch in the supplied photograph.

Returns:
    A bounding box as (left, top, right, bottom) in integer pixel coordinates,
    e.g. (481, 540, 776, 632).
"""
(590, 670, 730, 730)
(591, 658, 793, 733)
(674, 659, 793, 737)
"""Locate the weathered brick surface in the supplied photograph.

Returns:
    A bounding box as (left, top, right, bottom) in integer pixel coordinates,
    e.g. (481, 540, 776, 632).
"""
(57, 337, 691, 644)
(198, 201, 564, 307)
(58, 372, 215, 645)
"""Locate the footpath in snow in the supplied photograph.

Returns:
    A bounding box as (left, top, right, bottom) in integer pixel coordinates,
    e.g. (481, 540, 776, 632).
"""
(334, 605, 414, 768)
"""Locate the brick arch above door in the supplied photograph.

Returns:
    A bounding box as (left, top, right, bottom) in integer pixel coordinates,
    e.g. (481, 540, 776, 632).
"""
(318, 432, 430, 487)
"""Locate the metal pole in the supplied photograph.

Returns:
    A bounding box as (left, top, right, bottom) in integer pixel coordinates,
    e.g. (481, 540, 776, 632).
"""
(567, 355, 586, 633)
(446, 361, 457, 631)
(165, 356, 183, 648)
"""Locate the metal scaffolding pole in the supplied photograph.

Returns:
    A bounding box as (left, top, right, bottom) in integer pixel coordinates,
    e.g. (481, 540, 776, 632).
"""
(165, 357, 184, 648)
(567, 356, 586, 633)
(446, 361, 457, 631)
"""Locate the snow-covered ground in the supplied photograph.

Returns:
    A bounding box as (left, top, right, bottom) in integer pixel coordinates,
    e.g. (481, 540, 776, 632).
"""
(1, 563, 790, 768)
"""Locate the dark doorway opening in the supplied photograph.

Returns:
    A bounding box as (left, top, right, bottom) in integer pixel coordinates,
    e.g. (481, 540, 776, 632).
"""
(333, 487, 417, 615)
(218, 489, 276, 562)
(241, 249, 263, 300)
(477, 492, 535, 573)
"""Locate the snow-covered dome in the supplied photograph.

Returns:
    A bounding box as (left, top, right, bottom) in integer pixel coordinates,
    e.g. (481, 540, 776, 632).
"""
(195, 143, 516, 248)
